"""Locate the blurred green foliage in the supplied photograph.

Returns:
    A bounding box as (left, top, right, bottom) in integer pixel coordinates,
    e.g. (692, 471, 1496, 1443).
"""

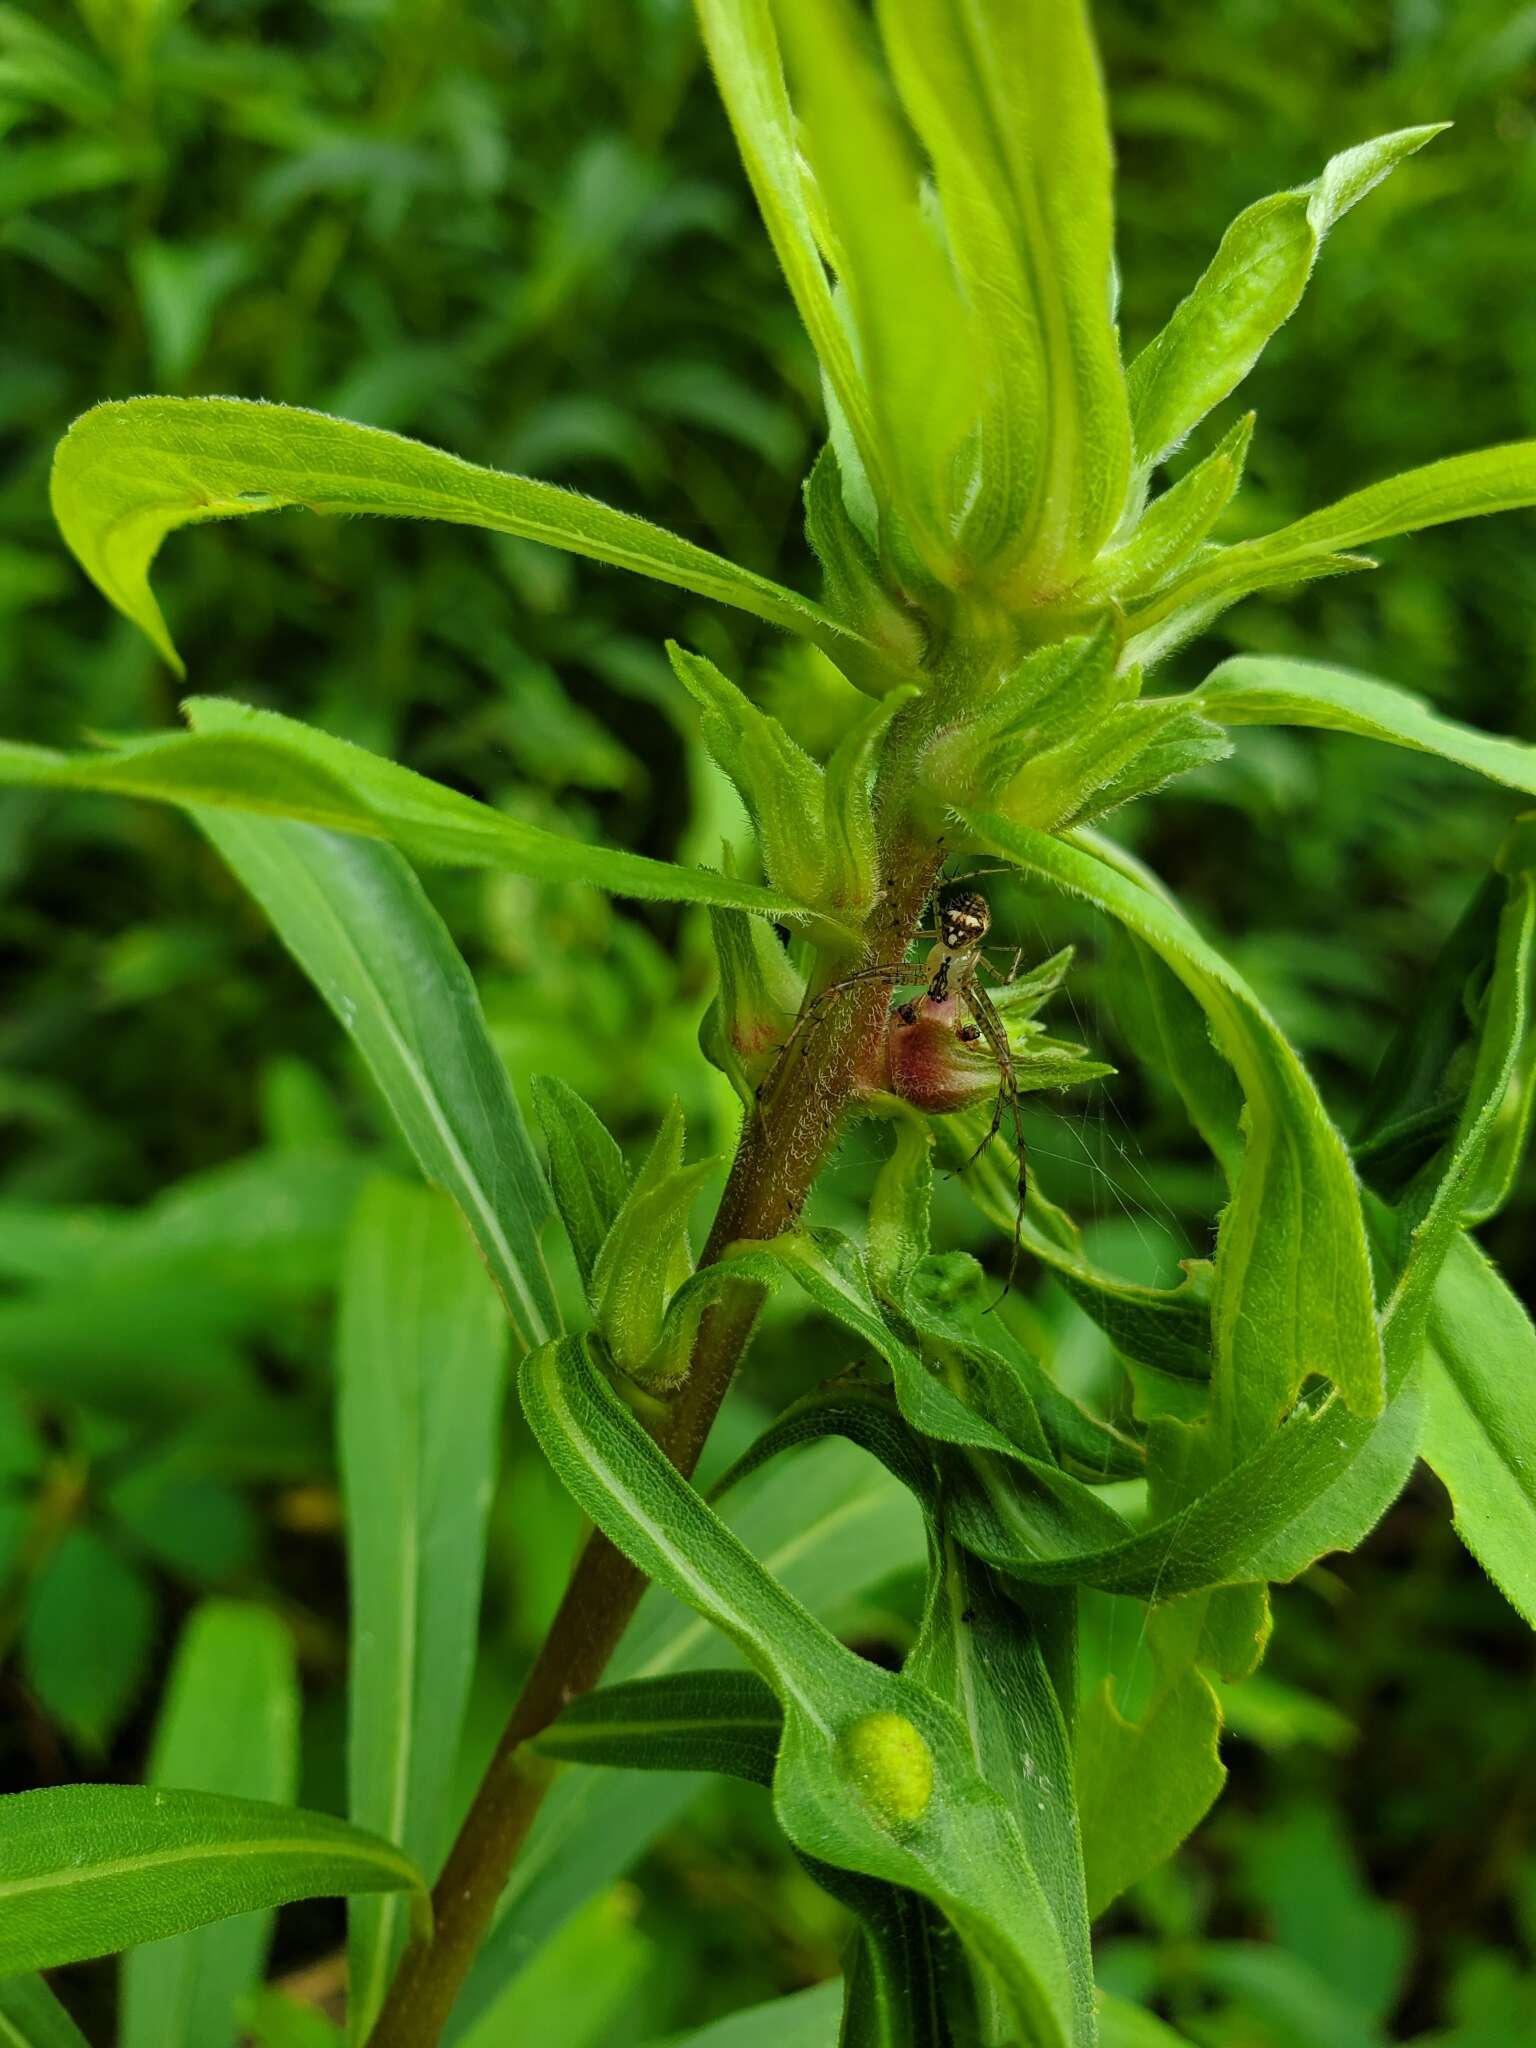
(1, 1, 1533, 2042)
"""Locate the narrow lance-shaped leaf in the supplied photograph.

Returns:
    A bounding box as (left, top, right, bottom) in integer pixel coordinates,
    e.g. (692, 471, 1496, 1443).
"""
(50, 398, 886, 677)
(0, 696, 838, 927)
(1135, 440, 1536, 638)
(932, 1123, 1216, 1385)
(120, 1602, 299, 2048)
(775, 0, 977, 584)
(677, 1230, 1134, 1566)
(660, 1983, 844, 2048)
(0, 1786, 422, 1977)
(339, 1180, 510, 2041)
(1407, 829, 1536, 1625)
(195, 815, 560, 1349)
(530, 1077, 632, 1293)
(1421, 1232, 1536, 1630)
(521, 1334, 1083, 2047)
(874, 0, 1050, 573)
(536, 1670, 783, 1785)
(1073, 413, 1253, 608)
(692, 0, 883, 524)
(1127, 126, 1444, 473)
(1192, 655, 1536, 799)
(0, 1976, 92, 2048)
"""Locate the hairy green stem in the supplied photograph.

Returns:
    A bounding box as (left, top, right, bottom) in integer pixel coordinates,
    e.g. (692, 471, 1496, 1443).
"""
(365, 814, 945, 2048)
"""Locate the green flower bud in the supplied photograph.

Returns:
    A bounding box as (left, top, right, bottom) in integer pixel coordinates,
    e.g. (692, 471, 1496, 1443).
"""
(701, 903, 804, 1100)
(590, 1100, 718, 1387)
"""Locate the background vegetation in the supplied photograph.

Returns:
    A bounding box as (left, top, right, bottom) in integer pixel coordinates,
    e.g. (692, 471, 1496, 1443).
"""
(2, 0, 1533, 2041)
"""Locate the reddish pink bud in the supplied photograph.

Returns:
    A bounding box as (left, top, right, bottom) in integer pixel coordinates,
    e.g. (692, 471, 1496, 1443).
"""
(882, 993, 998, 1113)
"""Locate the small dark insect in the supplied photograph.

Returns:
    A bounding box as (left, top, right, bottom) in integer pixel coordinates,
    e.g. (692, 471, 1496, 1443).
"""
(960, 1607, 977, 1626)
(772, 921, 793, 950)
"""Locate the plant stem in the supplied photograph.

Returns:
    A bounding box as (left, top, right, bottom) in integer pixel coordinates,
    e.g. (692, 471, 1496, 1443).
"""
(366, 824, 943, 2048)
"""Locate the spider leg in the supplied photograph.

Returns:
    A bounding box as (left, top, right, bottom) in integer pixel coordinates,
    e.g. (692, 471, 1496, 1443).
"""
(754, 962, 912, 1111)
(959, 980, 1028, 1306)
(976, 945, 1024, 988)
(940, 865, 1014, 887)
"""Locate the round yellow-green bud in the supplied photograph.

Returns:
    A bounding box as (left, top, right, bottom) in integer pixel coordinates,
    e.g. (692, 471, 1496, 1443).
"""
(837, 1710, 934, 1827)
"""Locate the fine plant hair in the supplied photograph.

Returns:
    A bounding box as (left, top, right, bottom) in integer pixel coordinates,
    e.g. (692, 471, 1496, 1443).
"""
(4, 3, 1536, 2045)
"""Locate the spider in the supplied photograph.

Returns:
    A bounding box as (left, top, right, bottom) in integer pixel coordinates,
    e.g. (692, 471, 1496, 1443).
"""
(764, 881, 1029, 1301)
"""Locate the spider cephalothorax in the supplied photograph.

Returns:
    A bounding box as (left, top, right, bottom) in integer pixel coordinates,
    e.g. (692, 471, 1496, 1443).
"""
(939, 890, 991, 953)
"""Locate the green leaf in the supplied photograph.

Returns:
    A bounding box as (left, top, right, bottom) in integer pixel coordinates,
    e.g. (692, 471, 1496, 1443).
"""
(21, 1530, 155, 1753)
(822, 686, 922, 915)
(1074, 414, 1253, 607)
(959, 811, 1382, 1449)
(120, 1603, 300, 2048)
(0, 1786, 422, 1976)
(933, 1125, 1216, 1385)
(1095, 1992, 1196, 2047)
(881, 0, 1131, 583)
(1076, 1602, 1224, 1918)
(1238, 1802, 1409, 2026)
(50, 399, 880, 676)
(1193, 656, 1536, 799)
(661, 1982, 843, 2048)
(0, 1977, 91, 2048)
(534, 1666, 964, 2046)
(1136, 440, 1536, 643)
(1353, 873, 1506, 1196)
(1421, 1232, 1536, 1628)
(451, 1437, 926, 2037)
(668, 643, 829, 907)
(908, 1541, 1094, 2040)
(706, 1230, 1134, 1565)
(522, 1334, 1081, 2046)
(195, 816, 559, 1350)
(338, 1179, 510, 2040)
(240, 1991, 343, 2048)
(802, 447, 927, 674)
(916, 815, 1532, 1603)
(693, 2, 880, 539)
(536, 1669, 782, 1784)
(530, 1078, 632, 1294)
(1127, 127, 1444, 471)
(0, 697, 825, 925)
(702, 898, 806, 1099)
(774, 0, 978, 584)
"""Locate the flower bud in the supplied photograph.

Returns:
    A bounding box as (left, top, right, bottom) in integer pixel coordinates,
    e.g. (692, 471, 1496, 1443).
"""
(700, 904, 804, 1099)
(884, 993, 1000, 1114)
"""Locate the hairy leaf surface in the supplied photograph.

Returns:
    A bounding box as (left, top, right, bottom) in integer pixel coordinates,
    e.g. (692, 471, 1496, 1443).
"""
(51, 399, 878, 674)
